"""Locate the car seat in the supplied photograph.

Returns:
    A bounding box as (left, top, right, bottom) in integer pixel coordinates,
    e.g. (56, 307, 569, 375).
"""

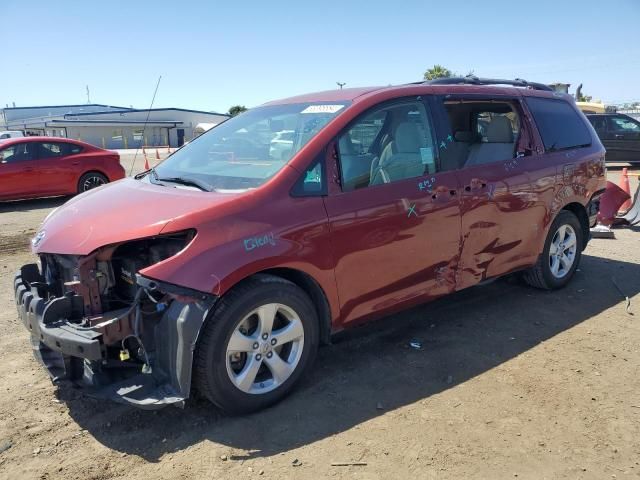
(371, 122, 425, 184)
(465, 116, 515, 166)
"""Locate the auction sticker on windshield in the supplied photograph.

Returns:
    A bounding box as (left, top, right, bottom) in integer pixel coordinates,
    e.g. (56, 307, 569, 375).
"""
(301, 105, 345, 114)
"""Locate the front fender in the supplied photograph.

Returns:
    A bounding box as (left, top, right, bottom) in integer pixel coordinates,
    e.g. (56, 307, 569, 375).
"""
(140, 195, 340, 323)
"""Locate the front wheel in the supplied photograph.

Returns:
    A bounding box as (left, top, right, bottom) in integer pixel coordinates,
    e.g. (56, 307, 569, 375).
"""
(523, 210, 583, 290)
(194, 275, 319, 414)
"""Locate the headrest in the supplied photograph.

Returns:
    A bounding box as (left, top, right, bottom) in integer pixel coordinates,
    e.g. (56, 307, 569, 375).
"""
(486, 116, 513, 143)
(394, 122, 422, 153)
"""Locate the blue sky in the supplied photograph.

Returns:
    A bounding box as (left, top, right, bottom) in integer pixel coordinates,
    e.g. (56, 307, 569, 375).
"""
(1, 0, 639, 113)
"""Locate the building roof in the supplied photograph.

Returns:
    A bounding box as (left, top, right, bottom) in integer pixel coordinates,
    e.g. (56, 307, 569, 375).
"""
(65, 107, 229, 117)
(48, 119, 182, 127)
(2, 103, 132, 111)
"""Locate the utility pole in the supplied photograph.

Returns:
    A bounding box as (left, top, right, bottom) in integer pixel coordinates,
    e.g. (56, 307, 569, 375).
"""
(86, 85, 91, 104)
(336, 82, 346, 90)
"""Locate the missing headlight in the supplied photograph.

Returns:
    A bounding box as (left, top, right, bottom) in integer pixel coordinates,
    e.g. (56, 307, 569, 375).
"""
(109, 230, 195, 306)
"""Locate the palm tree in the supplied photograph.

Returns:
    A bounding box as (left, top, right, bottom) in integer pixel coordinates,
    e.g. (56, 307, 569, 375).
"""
(423, 65, 452, 81)
(228, 105, 248, 117)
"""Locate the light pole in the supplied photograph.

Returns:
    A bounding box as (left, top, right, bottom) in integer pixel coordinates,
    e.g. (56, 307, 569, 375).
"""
(336, 82, 346, 90)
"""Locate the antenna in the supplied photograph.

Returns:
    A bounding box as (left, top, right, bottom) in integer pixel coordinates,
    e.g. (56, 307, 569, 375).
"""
(130, 75, 162, 175)
(336, 82, 346, 90)
(86, 85, 91, 103)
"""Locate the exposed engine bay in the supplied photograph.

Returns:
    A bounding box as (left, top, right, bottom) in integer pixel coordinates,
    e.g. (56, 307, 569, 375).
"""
(16, 230, 217, 408)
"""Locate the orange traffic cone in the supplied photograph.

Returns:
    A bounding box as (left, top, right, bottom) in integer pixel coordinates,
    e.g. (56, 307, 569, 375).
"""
(155, 148, 160, 160)
(618, 167, 632, 214)
(143, 151, 150, 170)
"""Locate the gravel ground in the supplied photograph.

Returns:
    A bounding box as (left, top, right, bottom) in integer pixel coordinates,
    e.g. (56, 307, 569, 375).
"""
(0, 162, 638, 480)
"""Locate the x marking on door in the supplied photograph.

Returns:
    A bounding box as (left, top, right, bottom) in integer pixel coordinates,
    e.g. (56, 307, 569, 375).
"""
(407, 204, 417, 217)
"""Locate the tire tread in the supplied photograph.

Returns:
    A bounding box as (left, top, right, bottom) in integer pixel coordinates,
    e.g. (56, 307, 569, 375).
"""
(193, 274, 316, 413)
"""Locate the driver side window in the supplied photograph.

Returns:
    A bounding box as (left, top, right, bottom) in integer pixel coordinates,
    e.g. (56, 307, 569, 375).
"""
(337, 100, 436, 192)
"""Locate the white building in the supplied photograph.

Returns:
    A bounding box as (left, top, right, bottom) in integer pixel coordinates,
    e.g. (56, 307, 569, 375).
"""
(0, 104, 229, 149)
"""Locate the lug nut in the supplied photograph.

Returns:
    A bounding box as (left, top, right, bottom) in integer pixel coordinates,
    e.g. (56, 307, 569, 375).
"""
(262, 333, 268, 340)
(253, 342, 259, 350)
(266, 352, 273, 358)
(270, 338, 277, 346)
(255, 354, 262, 361)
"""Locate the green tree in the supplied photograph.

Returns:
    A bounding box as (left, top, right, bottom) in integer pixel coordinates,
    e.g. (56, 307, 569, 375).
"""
(228, 105, 248, 116)
(423, 65, 452, 80)
(576, 92, 593, 102)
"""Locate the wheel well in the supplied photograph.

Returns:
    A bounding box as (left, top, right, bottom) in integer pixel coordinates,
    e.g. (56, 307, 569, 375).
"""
(561, 202, 589, 250)
(248, 268, 333, 345)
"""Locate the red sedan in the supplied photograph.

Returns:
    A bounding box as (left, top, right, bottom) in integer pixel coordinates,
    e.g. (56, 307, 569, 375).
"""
(0, 137, 125, 201)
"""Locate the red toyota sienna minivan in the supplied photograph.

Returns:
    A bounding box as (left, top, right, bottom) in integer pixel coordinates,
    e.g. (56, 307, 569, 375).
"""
(15, 77, 606, 413)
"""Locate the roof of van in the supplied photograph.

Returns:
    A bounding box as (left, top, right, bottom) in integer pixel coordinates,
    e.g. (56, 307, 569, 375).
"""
(264, 82, 570, 106)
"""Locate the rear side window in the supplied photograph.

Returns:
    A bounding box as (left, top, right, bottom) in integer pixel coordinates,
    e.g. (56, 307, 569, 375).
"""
(38, 142, 65, 158)
(67, 143, 83, 154)
(607, 115, 640, 133)
(526, 97, 591, 151)
(37, 142, 82, 158)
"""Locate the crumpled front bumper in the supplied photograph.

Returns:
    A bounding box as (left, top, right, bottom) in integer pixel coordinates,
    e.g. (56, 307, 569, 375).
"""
(14, 263, 216, 409)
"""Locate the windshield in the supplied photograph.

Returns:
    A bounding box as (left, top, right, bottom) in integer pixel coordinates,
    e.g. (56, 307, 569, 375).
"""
(153, 102, 349, 192)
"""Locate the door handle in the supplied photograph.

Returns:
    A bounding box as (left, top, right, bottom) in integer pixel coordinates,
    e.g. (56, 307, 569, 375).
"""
(464, 180, 487, 192)
(614, 134, 624, 139)
(24, 167, 34, 172)
(431, 187, 457, 200)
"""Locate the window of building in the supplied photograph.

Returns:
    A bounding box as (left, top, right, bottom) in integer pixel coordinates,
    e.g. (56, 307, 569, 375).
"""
(112, 129, 124, 142)
(133, 129, 144, 141)
(526, 97, 591, 151)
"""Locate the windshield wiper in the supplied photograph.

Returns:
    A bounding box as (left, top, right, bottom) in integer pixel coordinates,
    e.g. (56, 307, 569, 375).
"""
(134, 166, 158, 180)
(156, 175, 212, 191)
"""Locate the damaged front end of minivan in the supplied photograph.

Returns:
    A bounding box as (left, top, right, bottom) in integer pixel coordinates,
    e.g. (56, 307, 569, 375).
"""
(14, 230, 217, 409)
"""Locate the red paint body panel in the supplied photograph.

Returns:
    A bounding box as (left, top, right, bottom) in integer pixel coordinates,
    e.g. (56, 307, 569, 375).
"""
(31, 85, 606, 334)
(323, 171, 461, 325)
(0, 137, 124, 201)
(597, 181, 630, 225)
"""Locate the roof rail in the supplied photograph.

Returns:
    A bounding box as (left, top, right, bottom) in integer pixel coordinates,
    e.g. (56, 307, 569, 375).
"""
(420, 75, 553, 92)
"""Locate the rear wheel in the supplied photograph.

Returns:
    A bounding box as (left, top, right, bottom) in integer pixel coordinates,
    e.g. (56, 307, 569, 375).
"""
(78, 172, 108, 193)
(194, 275, 319, 414)
(523, 210, 583, 290)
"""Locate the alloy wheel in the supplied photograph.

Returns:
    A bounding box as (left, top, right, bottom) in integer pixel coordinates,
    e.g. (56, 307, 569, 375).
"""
(548, 224, 577, 279)
(82, 175, 106, 191)
(225, 303, 305, 394)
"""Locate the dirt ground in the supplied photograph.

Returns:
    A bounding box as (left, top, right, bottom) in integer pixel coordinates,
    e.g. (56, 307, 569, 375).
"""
(0, 161, 639, 480)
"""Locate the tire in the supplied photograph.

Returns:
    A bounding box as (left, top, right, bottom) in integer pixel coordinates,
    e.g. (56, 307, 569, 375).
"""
(194, 274, 319, 414)
(77, 172, 108, 193)
(523, 210, 583, 290)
